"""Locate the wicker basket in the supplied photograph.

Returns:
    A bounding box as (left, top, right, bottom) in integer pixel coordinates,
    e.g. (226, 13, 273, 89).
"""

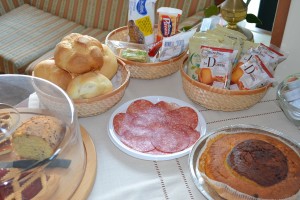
(105, 26, 187, 79)
(180, 58, 271, 111)
(33, 59, 130, 117)
(73, 59, 130, 117)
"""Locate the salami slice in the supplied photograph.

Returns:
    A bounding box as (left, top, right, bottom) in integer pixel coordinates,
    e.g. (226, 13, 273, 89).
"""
(154, 101, 178, 113)
(151, 125, 190, 153)
(113, 113, 136, 135)
(120, 130, 155, 152)
(126, 99, 154, 114)
(174, 124, 200, 147)
(165, 107, 198, 129)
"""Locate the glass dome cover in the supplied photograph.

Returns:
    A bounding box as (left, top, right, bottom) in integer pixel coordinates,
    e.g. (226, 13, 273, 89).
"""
(0, 74, 86, 199)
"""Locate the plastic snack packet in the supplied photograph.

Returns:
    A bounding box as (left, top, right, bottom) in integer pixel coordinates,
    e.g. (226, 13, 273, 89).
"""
(106, 40, 147, 55)
(187, 32, 236, 82)
(156, 7, 182, 42)
(196, 46, 235, 89)
(158, 28, 196, 61)
(128, 0, 157, 46)
(120, 48, 149, 63)
(231, 55, 274, 90)
(254, 43, 287, 73)
(236, 43, 287, 74)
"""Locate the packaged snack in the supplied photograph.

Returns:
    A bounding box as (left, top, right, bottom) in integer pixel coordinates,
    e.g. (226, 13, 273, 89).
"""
(156, 7, 182, 42)
(187, 32, 235, 81)
(158, 28, 196, 61)
(199, 16, 226, 32)
(231, 55, 274, 90)
(128, 0, 157, 45)
(236, 43, 286, 74)
(147, 40, 162, 58)
(106, 40, 147, 55)
(206, 25, 246, 64)
(195, 46, 235, 89)
(241, 40, 259, 56)
(255, 43, 286, 73)
(120, 48, 149, 63)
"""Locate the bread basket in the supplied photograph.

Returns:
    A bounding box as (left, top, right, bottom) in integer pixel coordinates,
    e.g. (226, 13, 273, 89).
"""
(73, 59, 130, 117)
(180, 58, 271, 111)
(105, 26, 187, 79)
(33, 58, 130, 117)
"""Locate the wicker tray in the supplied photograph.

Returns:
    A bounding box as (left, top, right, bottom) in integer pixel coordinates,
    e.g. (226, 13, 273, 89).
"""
(105, 26, 187, 79)
(180, 58, 271, 111)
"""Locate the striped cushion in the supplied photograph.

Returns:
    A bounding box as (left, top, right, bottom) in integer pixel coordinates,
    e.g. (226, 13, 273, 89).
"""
(0, 0, 24, 16)
(0, 4, 85, 74)
(27, 0, 214, 30)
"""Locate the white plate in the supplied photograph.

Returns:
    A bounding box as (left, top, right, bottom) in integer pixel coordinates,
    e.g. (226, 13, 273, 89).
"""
(108, 96, 207, 161)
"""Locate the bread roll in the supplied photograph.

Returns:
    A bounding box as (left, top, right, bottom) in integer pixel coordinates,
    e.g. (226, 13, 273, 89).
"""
(11, 116, 65, 160)
(66, 71, 113, 99)
(54, 33, 104, 74)
(99, 44, 118, 80)
(33, 59, 72, 90)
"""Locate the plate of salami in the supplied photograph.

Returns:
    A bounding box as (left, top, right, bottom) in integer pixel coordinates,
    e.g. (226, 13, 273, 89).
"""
(108, 96, 207, 160)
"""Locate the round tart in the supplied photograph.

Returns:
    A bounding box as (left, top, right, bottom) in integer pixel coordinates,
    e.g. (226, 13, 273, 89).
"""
(198, 132, 300, 199)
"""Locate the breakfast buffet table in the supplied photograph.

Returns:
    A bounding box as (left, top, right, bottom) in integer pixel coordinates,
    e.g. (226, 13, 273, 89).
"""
(80, 59, 300, 200)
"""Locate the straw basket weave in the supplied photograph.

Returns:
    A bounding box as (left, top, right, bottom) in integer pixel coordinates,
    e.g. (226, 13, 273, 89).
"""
(180, 59, 271, 111)
(33, 59, 130, 117)
(73, 59, 130, 117)
(105, 26, 187, 79)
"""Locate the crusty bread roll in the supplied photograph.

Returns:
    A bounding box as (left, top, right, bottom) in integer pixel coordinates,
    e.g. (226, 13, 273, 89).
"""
(33, 59, 72, 90)
(99, 44, 118, 80)
(54, 33, 104, 74)
(66, 71, 113, 99)
(11, 116, 65, 160)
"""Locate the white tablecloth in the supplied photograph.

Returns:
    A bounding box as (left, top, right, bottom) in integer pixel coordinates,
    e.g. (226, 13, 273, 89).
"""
(80, 64, 300, 200)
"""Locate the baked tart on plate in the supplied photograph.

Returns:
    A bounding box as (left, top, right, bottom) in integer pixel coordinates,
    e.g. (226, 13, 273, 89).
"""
(190, 125, 300, 200)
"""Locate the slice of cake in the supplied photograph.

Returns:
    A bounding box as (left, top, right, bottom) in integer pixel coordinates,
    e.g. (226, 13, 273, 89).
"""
(11, 116, 65, 160)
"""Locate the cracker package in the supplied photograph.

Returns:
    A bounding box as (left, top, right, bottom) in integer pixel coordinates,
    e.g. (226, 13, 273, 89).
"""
(231, 55, 274, 90)
(158, 28, 196, 61)
(156, 7, 182, 42)
(187, 32, 235, 83)
(128, 0, 157, 45)
(206, 25, 247, 64)
(235, 43, 286, 75)
(196, 46, 235, 89)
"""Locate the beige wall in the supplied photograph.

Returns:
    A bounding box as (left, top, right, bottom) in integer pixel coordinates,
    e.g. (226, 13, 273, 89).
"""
(275, 0, 300, 82)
